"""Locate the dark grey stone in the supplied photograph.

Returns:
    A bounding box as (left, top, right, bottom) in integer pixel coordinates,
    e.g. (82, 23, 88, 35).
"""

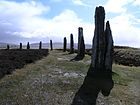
(72, 27, 85, 60)
(39, 41, 42, 49)
(72, 6, 114, 105)
(27, 42, 30, 49)
(70, 34, 74, 54)
(20, 43, 22, 50)
(63, 37, 67, 52)
(50, 40, 53, 50)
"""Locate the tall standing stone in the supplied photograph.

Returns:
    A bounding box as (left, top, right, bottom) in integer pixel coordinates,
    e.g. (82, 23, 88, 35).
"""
(7, 44, 9, 50)
(27, 42, 30, 49)
(20, 43, 22, 50)
(78, 27, 82, 50)
(90, 6, 113, 78)
(72, 27, 85, 60)
(79, 34, 85, 58)
(39, 41, 42, 49)
(63, 37, 67, 52)
(50, 40, 53, 50)
(70, 34, 74, 54)
(91, 6, 105, 71)
(104, 21, 113, 71)
(72, 6, 114, 105)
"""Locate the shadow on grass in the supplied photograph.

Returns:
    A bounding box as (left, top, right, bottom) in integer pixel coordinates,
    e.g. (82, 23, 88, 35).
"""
(70, 54, 85, 61)
(71, 65, 114, 105)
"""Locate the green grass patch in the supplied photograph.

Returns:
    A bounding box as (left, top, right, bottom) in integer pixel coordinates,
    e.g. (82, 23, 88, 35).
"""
(112, 64, 140, 86)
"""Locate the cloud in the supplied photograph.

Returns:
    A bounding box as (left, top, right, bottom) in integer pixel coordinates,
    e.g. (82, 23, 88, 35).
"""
(0, 0, 93, 44)
(72, 0, 91, 7)
(52, 9, 82, 22)
(102, 0, 140, 47)
(51, 0, 63, 2)
(108, 13, 140, 47)
(0, 0, 50, 43)
(0, 0, 140, 48)
(133, 0, 140, 6)
(45, 9, 93, 44)
(104, 0, 133, 13)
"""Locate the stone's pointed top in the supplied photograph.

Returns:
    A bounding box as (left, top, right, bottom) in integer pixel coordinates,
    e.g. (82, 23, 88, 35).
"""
(95, 6, 105, 12)
(78, 27, 83, 30)
(106, 21, 110, 28)
(78, 27, 83, 35)
(99, 6, 103, 8)
(95, 6, 105, 19)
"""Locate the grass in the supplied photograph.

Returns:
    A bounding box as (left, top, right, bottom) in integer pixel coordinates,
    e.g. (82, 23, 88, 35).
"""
(0, 50, 140, 105)
(112, 65, 132, 86)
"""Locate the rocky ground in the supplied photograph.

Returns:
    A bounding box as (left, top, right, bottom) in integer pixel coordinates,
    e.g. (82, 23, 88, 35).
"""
(0, 50, 139, 105)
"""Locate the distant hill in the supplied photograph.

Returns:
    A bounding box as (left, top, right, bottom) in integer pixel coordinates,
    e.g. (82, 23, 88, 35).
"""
(0, 42, 18, 49)
(30, 42, 62, 49)
(30, 42, 92, 49)
(2, 42, 138, 50)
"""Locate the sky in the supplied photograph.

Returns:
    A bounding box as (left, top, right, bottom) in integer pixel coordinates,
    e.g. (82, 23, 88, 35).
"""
(0, 0, 140, 48)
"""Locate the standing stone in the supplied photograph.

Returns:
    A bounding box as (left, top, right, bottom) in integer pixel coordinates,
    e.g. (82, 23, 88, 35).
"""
(89, 6, 114, 96)
(63, 37, 67, 52)
(72, 6, 114, 105)
(78, 27, 82, 50)
(72, 27, 85, 60)
(39, 41, 42, 49)
(70, 34, 74, 54)
(89, 6, 114, 78)
(91, 6, 105, 70)
(27, 42, 30, 49)
(79, 34, 85, 58)
(7, 44, 9, 50)
(50, 40, 53, 50)
(20, 43, 22, 50)
(78, 27, 85, 57)
(104, 21, 113, 71)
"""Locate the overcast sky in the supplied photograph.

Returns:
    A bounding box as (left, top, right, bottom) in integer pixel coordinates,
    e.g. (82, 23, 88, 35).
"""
(0, 0, 140, 47)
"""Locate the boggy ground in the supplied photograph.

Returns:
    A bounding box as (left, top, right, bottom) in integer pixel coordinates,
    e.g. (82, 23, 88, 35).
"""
(0, 50, 139, 105)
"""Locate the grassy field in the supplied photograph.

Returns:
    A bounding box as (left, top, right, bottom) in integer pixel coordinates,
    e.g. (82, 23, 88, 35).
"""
(0, 50, 139, 105)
